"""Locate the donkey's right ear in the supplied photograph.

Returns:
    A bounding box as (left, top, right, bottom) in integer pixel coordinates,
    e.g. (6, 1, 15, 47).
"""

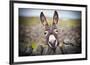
(53, 11, 59, 25)
(40, 12, 48, 26)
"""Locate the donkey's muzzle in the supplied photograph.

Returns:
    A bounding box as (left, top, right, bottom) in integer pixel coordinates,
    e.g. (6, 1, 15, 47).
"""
(49, 40, 57, 48)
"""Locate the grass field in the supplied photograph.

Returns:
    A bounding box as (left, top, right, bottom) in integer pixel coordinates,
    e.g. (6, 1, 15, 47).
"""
(19, 16, 81, 28)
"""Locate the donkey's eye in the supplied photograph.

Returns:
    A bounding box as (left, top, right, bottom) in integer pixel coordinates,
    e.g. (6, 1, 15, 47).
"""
(44, 31, 48, 36)
(54, 29, 58, 34)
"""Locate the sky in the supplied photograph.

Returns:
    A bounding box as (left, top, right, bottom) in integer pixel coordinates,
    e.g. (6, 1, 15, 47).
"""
(19, 8, 81, 19)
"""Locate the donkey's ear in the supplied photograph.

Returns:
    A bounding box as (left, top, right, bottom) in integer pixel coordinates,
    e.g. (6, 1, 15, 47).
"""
(53, 11, 59, 25)
(40, 12, 48, 26)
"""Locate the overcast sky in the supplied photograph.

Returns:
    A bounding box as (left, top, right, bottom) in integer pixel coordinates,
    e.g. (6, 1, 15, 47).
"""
(19, 8, 81, 19)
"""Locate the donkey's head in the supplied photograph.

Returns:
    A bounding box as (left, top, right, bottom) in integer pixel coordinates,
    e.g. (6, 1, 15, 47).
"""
(40, 11, 59, 50)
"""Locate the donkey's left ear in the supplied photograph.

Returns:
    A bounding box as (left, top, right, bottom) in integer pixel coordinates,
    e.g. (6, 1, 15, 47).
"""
(53, 11, 59, 24)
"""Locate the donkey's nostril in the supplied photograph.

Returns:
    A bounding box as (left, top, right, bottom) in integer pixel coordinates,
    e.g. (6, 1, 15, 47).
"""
(49, 41, 51, 44)
(54, 40, 56, 43)
(49, 40, 56, 46)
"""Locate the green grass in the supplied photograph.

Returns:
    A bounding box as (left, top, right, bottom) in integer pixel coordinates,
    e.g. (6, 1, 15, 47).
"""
(19, 17, 40, 26)
(31, 41, 37, 49)
(19, 16, 81, 28)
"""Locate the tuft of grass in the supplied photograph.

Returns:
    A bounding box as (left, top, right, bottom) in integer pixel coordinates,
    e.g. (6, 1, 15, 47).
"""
(31, 41, 37, 49)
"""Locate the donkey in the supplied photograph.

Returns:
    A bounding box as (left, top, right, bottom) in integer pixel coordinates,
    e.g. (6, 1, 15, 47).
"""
(40, 11, 59, 52)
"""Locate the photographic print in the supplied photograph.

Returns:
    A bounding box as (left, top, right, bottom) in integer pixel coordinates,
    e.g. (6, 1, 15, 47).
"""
(19, 9, 81, 56)
(10, 1, 87, 64)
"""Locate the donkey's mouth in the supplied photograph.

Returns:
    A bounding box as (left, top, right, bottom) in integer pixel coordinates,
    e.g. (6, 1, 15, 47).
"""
(48, 40, 58, 49)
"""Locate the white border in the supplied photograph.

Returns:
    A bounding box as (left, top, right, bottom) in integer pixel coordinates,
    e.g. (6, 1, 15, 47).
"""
(14, 3, 86, 62)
